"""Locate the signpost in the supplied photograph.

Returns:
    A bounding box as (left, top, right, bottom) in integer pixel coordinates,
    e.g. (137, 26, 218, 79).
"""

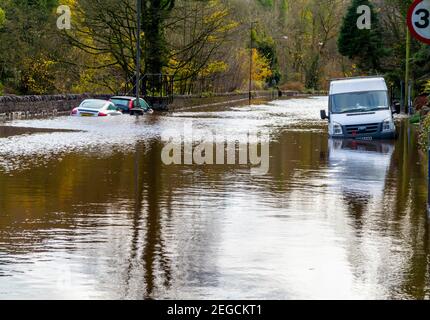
(408, 0, 430, 216)
(136, 0, 141, 103)
(407, 0, 430, 45)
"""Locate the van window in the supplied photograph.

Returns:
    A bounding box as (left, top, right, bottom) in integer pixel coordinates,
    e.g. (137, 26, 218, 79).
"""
(330, 91, 388, 114)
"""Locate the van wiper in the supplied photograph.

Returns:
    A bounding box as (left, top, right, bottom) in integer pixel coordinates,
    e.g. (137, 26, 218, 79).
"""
(366, 107, 387, 112)
(339, 107, 387, 114)
(339, 108, 367, 114)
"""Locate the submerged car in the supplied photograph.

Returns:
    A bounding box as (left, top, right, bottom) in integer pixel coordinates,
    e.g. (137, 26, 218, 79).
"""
(320, 77, 397, 140)
(109, 96, 153, 114)
(71, 99, 122, 117)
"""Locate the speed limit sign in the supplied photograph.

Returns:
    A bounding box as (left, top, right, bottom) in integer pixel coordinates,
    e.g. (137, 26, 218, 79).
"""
(407, 0, 430, 44)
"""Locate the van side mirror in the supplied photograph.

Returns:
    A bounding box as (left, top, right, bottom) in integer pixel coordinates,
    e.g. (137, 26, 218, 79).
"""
(320, 110, 328, 120)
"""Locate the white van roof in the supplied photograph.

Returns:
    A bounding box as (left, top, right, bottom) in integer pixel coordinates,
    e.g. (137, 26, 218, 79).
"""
(330, 77, 387, 95)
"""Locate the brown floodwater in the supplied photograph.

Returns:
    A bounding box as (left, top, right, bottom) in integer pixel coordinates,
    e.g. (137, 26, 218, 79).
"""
(0, 97, 429, 299)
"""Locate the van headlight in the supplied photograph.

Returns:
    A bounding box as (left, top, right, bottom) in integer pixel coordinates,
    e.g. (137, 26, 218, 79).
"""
(332, 122, 343, 135)
(382, 118, 395, 132)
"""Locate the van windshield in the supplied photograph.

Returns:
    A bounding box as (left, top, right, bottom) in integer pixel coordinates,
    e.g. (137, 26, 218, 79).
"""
(330, 91, 388, 114)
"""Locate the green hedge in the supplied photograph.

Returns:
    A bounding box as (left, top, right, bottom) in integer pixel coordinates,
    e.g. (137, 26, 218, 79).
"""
(419, 115, 430, 150)
(409, 112, 421, 124)
(0, 7, 5, 27)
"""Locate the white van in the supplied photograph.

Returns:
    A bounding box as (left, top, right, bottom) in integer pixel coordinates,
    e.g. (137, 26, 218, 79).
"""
(320, 77, 396, 139)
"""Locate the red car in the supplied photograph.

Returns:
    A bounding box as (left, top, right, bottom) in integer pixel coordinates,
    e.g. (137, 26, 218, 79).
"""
(109, 96, 153, 114)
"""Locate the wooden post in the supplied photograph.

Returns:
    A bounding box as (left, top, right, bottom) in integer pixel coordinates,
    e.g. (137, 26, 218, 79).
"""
(404, 27, 410, 115)
(408, 80, 412, 115)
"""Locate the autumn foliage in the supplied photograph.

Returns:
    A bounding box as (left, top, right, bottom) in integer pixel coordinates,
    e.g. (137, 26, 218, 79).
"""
(0, 0, 428, 95)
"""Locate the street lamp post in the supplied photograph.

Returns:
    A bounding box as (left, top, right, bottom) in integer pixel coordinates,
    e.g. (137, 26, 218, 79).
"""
(249, 22, 256, 106)
(136, 0, 141, 103)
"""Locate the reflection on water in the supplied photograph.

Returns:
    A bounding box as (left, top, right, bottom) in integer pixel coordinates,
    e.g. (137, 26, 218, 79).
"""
(0, 97, 429, 299)
(328, 139, 394, 197)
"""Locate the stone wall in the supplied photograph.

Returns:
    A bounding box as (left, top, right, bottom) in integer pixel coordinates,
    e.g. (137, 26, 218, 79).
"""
(0, 94, 111, 119)
(168, 90, 287, 110)
(0, 90, 305, 120)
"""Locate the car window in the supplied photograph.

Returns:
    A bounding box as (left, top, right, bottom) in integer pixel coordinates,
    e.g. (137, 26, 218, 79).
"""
(81, 100, 108, 109)
(140, 98, 150, 109)
(107, 103, 117, 111)
(133, 98, 150, 109)
(110, 99, 129, 107)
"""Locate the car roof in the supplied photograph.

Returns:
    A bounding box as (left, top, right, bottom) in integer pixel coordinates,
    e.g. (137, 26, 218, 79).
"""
(110, 96, 138, 100)
(81, 99, 111, 104)
(79, 99, 112, 109)
(330, 77, 387, 95)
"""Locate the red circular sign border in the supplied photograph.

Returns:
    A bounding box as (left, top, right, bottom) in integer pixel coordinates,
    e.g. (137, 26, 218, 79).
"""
(407, 0, 430, 45)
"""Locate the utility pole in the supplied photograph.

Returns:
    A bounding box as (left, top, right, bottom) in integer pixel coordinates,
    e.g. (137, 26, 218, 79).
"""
(136, 0, 142, 103)
(249, 22, 255, 106)
(404, 25, 410, 115)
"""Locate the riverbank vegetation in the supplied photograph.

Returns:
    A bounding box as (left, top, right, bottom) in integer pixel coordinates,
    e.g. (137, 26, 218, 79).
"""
(0, 0, 429, 97)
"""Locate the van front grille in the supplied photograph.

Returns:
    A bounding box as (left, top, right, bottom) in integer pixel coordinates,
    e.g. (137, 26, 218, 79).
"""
(345, 123, 380, 135)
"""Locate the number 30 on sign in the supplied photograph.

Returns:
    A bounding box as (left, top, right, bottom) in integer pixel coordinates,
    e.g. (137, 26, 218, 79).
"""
(407, 0, 430, 44)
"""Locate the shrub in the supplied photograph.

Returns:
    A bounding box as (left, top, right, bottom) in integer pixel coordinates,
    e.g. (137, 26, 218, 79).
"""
(200, 91, 214, 98)
(280, 81, 305, 92)
(409, 112, 420, 124)
(419, 115, 430, 150)
(0, 7, 5, 27)
(424, 80, 430, 94)
(413, 95, 429, 110)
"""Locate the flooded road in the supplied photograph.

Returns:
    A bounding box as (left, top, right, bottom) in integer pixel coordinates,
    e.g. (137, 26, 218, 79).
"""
(0, 97, 429, 299)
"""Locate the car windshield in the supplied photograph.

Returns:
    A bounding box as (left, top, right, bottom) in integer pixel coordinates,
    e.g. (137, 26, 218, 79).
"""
(330, 91, 388, 114)
(107, 103, 117, 111)
(138, 98, 150, 110)
(80, 100, 107, 109)
(110, 99, 129, 107)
